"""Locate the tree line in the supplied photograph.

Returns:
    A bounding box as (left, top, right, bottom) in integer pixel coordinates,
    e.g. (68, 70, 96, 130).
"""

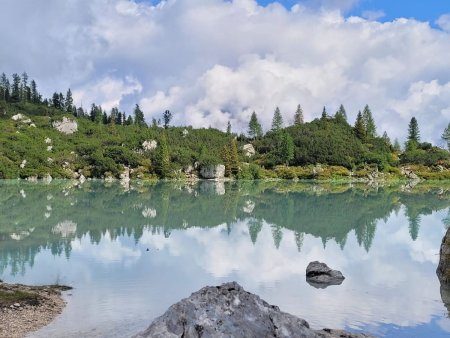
(1, 71, 450, 180)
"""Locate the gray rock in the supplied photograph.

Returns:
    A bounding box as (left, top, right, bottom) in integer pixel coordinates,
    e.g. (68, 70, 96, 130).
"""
(306, 261, 345, 288)
(440, 283, 450, 316)
(438, 228, 450, 317)
(437, 228, 450, 284)
(199, 164, 225, 179)
(134, 282, 372, 338)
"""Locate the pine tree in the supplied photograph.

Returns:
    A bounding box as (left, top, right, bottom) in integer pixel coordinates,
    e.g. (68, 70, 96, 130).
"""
(407, 117, 420, 143)
(271, 107, 283, 132)
(248, 111, 262, 139)
(156, 133, 170, 177)
(321, 106, 328, 120)
(134, 104, 146, 127)
(59, 93, 65, 111)
(226, 121, 231, 135)
(0, 73, 10, 101)
(442, 122, 450, 150)
(52, 92, 61, 109)
(362, 105, 376, 138)
(294, 104, 304, 125)
(382, 131, 391, 147)
(163, 110, 172, 129)
(230, 138, 239, 175)
(65, 89, 73, 113)
(354, 111, 366, 140)
(280, 132, 294, 165)
(110, 107, 119, 125)
(221, 145, 232, 177)
(126, 115, 133, 125)
(335, 104, 347, 123)
(393, 138, 401, 152)
(30, 80, 39, 103)
(11, 73, 20, 102)
(116, 112, 123, 125)
(21, 72, 28, 102)
(102, 112, 108, 124)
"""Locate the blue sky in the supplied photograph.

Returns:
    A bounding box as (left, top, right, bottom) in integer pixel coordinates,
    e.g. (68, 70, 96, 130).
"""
(258, 0, 450, 22)
(144, 0, 449, 24)
(260, 0, 449, 23)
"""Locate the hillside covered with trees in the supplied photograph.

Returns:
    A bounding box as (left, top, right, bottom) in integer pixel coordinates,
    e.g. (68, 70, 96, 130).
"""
(1, 72, 450, 181)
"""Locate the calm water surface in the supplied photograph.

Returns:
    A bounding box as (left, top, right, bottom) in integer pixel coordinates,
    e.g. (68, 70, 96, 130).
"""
(1, 180, 449, 337)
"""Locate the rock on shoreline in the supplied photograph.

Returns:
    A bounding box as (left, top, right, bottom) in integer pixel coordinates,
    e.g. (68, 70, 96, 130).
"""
(0, 282, 71, 338)
(134, 282, 373, 338)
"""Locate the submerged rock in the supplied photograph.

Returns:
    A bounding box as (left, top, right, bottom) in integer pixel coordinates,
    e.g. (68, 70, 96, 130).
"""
(306, 261, 345, 288)
(134, 282, 372, 338)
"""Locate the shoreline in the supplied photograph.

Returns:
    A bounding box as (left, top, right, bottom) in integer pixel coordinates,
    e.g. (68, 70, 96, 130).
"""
(0, 282, 71, 338)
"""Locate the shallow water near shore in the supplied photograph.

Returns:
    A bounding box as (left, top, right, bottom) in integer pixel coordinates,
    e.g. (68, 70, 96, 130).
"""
(1, 180, 450, 337)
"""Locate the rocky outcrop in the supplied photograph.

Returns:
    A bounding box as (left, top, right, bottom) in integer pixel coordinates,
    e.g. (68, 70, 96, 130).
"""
(401, 166, 420, 181)
(306, 261, 345, 288)
(437, 228, 450, 284)
(242, 144, 256, 157)
(135, 282, 372, 338)
(52, 117, 78, 134)
(200, 164, 225, 179)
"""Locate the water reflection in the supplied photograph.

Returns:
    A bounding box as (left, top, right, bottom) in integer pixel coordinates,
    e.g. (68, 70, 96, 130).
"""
(0, 180, 449, 337)
(1, 180, 449, 277)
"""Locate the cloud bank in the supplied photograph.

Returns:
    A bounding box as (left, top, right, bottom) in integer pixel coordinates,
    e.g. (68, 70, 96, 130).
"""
(1, 0, 450, 143)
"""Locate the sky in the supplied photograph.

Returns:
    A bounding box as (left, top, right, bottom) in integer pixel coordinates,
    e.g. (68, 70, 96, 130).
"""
(1, 0, 450, 144)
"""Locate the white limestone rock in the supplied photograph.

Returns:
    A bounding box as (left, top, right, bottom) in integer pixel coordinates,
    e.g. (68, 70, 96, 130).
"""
(200, 164, 225, 179)
(142, 140, 158, 151)
(52, 117, 78, 134)
(242, 144, 256, 157)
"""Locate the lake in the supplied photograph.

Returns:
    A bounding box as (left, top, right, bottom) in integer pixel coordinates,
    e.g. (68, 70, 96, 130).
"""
(1, 180, 449, 337)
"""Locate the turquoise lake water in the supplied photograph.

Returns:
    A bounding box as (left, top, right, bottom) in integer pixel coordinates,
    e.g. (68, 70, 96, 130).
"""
(0, 180, 449, 337)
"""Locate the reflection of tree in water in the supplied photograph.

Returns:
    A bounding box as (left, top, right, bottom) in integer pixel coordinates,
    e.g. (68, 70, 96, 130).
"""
(355, 220, 377, 252)
(1, 180, 450, 276)
(271, 225, 283, 249)
(294, 231, 304, 252)
(248, 218, 263, 245)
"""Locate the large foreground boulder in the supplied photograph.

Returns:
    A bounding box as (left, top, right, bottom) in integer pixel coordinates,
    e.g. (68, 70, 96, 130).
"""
(437, 228, 450, 316)
(306, 261, 345, 288)
(437, 228, 450, 284)
(134, 282, 372, 338)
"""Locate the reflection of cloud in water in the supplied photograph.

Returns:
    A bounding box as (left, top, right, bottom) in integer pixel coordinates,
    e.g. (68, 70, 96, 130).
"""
(72, 231, 141, 264)
(139, 211, 448, 332)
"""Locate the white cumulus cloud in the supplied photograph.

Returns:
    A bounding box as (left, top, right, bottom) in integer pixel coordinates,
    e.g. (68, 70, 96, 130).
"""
(1, 0, 450, 143)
